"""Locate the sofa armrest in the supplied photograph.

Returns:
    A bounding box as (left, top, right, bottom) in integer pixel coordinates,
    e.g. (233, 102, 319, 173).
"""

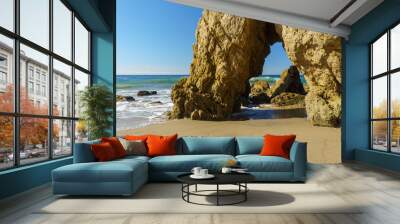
(289, 141, 307, 181)
(73, 140, 100, 163)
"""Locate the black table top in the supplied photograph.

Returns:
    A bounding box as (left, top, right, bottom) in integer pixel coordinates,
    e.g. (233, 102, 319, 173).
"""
(177, 172, 255, 185)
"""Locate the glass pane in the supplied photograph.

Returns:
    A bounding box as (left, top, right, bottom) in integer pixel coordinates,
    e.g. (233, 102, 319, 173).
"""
(372, 33, 387, 76)
(20, 117, 49, 165)
(74, 18, 89, 70)
(20, 0, 49, 49)
(0, 0, 14, 31)
(0, 116, 14, 170)
(75, 120, 88, 143)
(0, 35, 14, 112)
(74, 69, 89, 118)
(391, 24, 400, 70)
(372, 76, 387, 119)
(53, 119, 72, 157)
(20, 44, 49, 115)
(53, 59, 72, 117)
(372, 121, 388, 151)
(391, 120, 400, 153)
(391, 72, 400, 118)
(53, 0, 72, 60)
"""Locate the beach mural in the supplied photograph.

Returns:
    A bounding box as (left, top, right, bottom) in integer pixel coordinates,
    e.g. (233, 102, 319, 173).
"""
(116, 1, 342, 163)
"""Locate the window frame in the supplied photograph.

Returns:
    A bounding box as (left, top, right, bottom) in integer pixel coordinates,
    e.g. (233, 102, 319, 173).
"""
(370, 21, 400, 154)
(0, 0, 92, 171)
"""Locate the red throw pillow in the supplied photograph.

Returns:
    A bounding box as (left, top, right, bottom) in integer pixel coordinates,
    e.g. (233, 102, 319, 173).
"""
(146, 134, 178, 157)
(91, 142, 117, 162)
(101, 137, 126, 158)
(260, 134, 296, 159)
(124, 135, 149, 141)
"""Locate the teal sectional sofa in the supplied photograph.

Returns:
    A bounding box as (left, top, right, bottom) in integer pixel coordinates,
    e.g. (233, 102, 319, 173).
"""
(52, 136, 307, 196)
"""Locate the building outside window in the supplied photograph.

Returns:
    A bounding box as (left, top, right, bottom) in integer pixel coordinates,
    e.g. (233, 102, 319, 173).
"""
(0, 0, 91, 170)
(371, 23, 400, 154)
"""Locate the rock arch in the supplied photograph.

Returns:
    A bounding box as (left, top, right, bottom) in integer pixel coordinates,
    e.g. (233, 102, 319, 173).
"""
(169, 10, 342, 127)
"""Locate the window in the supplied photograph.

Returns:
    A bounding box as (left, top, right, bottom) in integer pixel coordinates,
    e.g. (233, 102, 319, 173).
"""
(0, 0, 91, 170)
(28, 67, 34, 80)
(53, 0, 72, 60)
(0, 0, 14, 32)
(75, 18, 90, 70)
(28, 81, 34, 94)
(371, 23, 400, 154)
(20, 0, 49, 48)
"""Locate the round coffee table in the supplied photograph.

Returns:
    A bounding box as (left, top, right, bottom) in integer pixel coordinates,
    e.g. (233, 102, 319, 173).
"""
(177, 173, 255, 206)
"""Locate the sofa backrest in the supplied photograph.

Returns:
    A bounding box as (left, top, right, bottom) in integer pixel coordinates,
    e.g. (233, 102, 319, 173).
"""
(235, 136, 264, 155)
(73, 139, 100, 163)
(177, 136, 236, 155)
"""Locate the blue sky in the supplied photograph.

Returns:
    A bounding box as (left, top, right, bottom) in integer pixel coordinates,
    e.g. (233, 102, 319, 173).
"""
(117, 0, 292, 75)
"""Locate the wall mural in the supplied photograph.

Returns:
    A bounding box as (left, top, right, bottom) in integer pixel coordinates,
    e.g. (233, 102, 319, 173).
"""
(116, 3, 342, 163)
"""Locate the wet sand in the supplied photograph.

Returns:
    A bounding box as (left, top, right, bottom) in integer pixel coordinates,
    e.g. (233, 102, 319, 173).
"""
(117, 118, 341, 164)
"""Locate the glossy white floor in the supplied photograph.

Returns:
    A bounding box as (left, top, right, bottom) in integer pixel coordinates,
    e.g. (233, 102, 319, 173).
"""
(0, 163, 400, 224)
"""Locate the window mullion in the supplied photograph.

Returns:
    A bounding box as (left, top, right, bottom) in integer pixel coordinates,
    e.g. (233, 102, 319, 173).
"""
(71, 10, 76, 155)
(388, 30, 391, 153)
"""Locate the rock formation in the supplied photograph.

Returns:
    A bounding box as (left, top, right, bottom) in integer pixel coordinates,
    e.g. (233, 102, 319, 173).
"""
(170, 10, 342, 127)
(275, 25, 342, 126)
(116, 95, 135, 102)
(169, 10, 279, 120)
(271, 92, 305, 106)
(249, 80, 270, 104)
(137, 90, 157, 96)
(268, 66, 305, 98)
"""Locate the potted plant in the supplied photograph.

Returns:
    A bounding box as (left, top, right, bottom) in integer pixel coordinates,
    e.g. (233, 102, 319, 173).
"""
(79, 84, 113, 140)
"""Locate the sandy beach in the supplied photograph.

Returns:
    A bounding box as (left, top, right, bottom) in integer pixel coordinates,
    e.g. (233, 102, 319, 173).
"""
(117, 118, 341, 164)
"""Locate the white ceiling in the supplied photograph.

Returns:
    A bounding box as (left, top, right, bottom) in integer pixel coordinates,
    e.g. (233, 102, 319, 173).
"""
(168, 0, 384, 38)
(227, 0, 352, 23)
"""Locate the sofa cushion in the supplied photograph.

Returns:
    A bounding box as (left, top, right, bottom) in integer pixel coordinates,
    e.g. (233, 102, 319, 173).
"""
(53, 159, 147, 183)
(179, 137, 235, 155)
(236, 155, 293, 172)
(235, 137, 263, 155)
(149, 154, 235, 172)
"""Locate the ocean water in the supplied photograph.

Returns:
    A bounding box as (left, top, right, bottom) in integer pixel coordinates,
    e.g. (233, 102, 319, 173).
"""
(116, 74, 305, 130)
(116, 75, 188, 130)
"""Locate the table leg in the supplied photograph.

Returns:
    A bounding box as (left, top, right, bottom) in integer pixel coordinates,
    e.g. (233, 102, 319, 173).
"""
(217, 184, 219, 206)
(195, 184, 198, 192)
(245, 183, 247, 201)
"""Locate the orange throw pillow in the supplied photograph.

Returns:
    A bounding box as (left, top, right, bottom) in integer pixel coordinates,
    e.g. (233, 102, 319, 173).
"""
(91, 142, 117, 162)
(124, 135, 148, 141)
(101, 137, 127, 158)
(146, 134, 178, 157)
(260, 134, 296, 159)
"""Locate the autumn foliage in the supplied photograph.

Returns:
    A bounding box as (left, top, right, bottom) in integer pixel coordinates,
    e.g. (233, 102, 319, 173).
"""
(372, 99, 400, 141)
(0, 85, 59, 150)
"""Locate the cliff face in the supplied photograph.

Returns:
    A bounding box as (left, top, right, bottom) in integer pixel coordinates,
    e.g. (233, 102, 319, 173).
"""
(169, 10, 279, 120)
(275, 25, 342, 126)
(170, 11, 342, 127)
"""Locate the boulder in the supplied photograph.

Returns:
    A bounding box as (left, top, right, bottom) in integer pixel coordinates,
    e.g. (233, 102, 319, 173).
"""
(275, 25, 342, 126)
(116, 95, 125, 102)
(116, 95, 135, 102)
(137, 90, 157, 96)
(249, 80, 271, 104)
(271, 92, 305, 106)
(269, 66, 305, 98)
(169, 10, 280, 120)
